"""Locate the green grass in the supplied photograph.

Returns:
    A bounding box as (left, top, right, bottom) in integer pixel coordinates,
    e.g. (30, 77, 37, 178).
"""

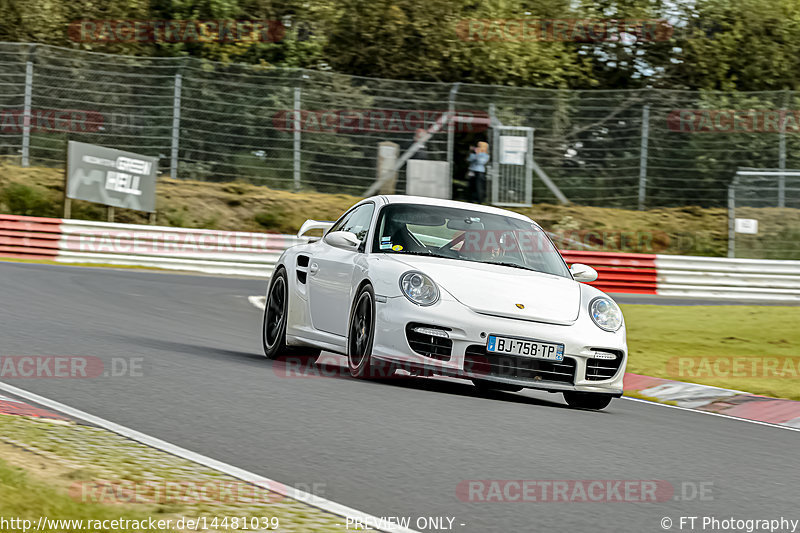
(0, 456, 179, 533)
(0, 416, 343, 531)
(622, 304, 800, 401)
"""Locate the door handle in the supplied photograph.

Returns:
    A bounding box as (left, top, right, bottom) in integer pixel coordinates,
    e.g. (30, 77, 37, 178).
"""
(309, 263, 319, 275)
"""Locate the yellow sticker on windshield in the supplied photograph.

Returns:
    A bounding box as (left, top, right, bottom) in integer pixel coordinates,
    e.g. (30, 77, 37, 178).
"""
(392, 244, 403, 251)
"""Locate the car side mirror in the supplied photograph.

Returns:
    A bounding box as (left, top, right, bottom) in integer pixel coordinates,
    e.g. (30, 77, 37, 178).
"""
(570, 263, 598, 283)
(324, 231, 361, 250)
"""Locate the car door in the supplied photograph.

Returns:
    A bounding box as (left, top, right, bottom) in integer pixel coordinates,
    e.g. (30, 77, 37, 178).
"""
(308, 202, 375, 336)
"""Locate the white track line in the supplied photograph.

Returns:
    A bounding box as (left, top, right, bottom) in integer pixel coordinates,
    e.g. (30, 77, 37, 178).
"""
(248, 295, 266, 310)
(621, 396, 800, 432)
(0, 381, 418, 533)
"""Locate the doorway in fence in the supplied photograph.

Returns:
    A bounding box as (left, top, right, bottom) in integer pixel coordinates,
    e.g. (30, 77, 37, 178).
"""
(452, 131, 489, 203)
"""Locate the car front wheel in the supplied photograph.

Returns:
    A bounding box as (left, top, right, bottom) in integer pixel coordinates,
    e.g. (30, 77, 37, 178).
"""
(348, 284, 379, 378)
(563, 391, 613, 410)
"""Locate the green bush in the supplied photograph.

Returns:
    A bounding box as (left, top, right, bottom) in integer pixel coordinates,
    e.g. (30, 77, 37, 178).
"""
(254, 206, 297, 232)
(254, 209, 283, 229)
(0, 183, 58, 217)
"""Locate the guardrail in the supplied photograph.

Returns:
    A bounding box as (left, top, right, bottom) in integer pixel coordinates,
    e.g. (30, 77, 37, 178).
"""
(655, 255, 800, 302)
(2, 214, 799, 301)
(0, 215, 303, 277)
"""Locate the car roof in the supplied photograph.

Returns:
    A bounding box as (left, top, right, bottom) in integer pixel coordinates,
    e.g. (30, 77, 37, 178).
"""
(373, 195, 534, 223)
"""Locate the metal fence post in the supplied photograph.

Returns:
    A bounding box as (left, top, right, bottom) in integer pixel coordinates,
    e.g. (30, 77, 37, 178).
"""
(170, 71, 182, 180)
(727, 180, 736, 258)
(447, 83, 460, 190)
(21, 59, 34, 167)
(638, 104, 650, 211)
(778, 89, 789, 208)
(525, 128, 534, 205)
(488, 103, 498, 204)
(293, 86, 301, 191)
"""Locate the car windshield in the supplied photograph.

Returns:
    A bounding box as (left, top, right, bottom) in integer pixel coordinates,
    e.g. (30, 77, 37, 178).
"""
(371, 203, 571, 278)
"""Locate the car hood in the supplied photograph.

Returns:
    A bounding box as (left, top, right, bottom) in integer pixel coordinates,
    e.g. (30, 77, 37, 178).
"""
(388, 255, 580, 325)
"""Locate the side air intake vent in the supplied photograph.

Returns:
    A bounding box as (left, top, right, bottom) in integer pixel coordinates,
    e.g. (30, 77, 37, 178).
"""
(405, 323, 452, 361)
(296, 255, 310, 284)
(585, 349, 624, 381)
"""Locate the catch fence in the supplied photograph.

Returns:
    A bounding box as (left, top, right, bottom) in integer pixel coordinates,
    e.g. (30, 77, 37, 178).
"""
(2, 43, 800, 210)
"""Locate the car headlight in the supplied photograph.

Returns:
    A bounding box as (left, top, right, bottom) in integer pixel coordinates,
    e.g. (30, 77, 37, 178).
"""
(400, 271, 439, 306)
(589, 297, 623, 332)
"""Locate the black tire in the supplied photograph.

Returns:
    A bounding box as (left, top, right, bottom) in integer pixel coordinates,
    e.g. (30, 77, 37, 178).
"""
(471, 379, 523, 393)
(347, 284, 378, 378)
(262, 269, 321, 360)
(563, 391, 613, 410)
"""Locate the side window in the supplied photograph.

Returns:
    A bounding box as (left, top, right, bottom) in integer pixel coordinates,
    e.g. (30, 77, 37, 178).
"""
(340, 203, 375, 243)
(328, 211, 353, 235)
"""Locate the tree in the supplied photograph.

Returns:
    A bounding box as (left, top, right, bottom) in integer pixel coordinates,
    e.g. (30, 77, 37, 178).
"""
(667, 0, 800, 91)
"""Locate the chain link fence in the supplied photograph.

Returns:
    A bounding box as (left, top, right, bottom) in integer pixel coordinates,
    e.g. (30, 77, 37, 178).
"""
(3, 43, 800, 210)
(729, 169, 800, 259)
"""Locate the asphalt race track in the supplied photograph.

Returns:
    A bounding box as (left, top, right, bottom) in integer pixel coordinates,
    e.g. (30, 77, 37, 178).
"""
(1, 262, 797, 532)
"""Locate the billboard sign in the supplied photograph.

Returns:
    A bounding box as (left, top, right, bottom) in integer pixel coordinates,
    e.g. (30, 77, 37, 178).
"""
(66, 141, 158, 212)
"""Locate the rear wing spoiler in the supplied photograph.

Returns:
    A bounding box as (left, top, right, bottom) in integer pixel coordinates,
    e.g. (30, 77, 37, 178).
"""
(297, 220, 335, 239)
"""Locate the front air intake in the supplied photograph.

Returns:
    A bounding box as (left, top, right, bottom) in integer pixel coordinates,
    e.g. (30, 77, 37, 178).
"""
(464, 345, 576, 384)
(405, 323, 452, 361)
(585, 349, 624, 381)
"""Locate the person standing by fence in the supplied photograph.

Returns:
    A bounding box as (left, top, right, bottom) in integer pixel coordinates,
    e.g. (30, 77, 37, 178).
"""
(467, 141, 490, 204)
(410, 128, 429, 160)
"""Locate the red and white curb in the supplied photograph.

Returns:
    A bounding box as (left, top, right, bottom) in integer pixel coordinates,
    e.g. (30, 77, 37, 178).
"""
(624, 373, 800, 430)
(0, 393, 68, 421)
(0, 382, 418, 533)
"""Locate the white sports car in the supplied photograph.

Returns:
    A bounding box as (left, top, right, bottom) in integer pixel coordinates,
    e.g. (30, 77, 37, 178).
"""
(262, 195, 627, 410)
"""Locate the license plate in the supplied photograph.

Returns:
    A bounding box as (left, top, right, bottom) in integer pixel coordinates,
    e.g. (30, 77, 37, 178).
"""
(486, 335, 564, 361)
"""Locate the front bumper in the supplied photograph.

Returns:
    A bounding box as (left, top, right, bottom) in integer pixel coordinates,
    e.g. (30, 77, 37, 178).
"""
(373, 294, 627, 395)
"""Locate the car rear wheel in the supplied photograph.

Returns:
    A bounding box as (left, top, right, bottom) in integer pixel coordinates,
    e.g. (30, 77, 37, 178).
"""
(263, 269, 320, 360)
(563, 391, 613, 410)
(348, 284, 378, 378)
